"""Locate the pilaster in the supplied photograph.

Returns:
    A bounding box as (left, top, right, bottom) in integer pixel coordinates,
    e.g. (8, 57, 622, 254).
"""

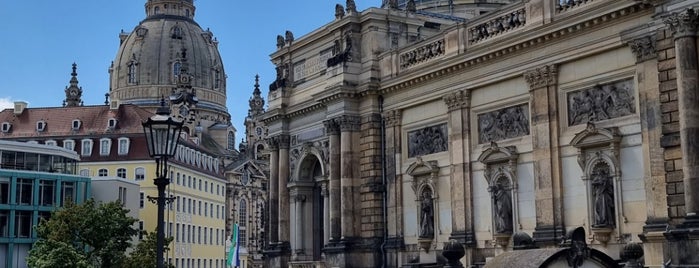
(278, 134, 291, 244)
(524, 64, 565, 245)
(443, 90, 476, 249)
(338, 115, 361, 239)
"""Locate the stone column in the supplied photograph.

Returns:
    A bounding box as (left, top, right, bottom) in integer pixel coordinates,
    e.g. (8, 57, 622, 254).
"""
(294, 193, 306, 255)
(267, 138, 280, 246)
(321, 181, 330, 244)
(383, 110, 403, 240)
(443, 90, 476, 249)
(324, 119, 342, 241)
(524, 64, 565, 244)
(663, 9, 699, 267)
(339, 115, 361, 239)
(278, 134, 291, 247)
(664, 9, 699, 219)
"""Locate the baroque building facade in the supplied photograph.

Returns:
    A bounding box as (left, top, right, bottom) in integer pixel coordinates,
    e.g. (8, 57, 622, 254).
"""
(262, 0, 699, 267)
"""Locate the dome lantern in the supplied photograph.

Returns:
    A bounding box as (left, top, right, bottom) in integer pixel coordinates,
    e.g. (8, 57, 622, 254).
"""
(145, 0, 196, 20)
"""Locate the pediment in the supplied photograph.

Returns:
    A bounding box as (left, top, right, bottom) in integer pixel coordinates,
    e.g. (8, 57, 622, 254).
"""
(570, 122, 620, 149)
(478, 142, 518, 165)
(406, 157, 439, 177)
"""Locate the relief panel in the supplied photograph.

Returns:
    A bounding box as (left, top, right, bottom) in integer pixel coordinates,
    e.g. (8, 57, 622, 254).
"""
(567, 78, 635, 126)
(407, 123, 448, 158)
(477, 104, 530, 144)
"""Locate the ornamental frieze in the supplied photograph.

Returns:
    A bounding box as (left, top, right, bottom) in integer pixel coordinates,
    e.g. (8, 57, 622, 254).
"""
(407, 124, 448, 158)
(399, 39, 445, 70)
(478, 104, 530, 144)
(567, 78, 635, 126)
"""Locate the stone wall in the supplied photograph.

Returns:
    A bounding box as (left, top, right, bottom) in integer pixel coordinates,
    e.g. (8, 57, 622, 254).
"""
(656, 27, 684, 222)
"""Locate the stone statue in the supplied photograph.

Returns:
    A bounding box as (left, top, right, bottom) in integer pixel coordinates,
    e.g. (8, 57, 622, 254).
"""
(346, 0, 357, 13)
(406, 0, 416, 12)
(388, 0, 399, 9)
(419, 190, 434, 238)
(285, 30, 294, 44)
(276, 35, 285, 48)
(490, 180, 513, 233)
(335, 4, 345, 19)
(591, 164, 615, 227)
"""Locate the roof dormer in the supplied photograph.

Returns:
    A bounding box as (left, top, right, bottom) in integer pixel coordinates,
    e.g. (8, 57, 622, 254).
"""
(108, 118, 118, 129)
(1, 122, 11, 133)
(72, 119, 82, 131)
(36, 120, 47, 132)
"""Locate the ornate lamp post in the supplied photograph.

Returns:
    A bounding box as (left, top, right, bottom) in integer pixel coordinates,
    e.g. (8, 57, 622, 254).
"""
(142, 99, 183, 268)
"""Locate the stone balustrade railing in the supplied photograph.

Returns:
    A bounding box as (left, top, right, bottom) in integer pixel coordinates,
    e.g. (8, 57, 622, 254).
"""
(556, 0, 595, 13)
(399, 39, 445, 70)
(468, 8, 526, 45)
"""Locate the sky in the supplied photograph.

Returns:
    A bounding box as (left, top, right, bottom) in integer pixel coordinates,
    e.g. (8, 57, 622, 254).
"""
(0, 0, 377, 142)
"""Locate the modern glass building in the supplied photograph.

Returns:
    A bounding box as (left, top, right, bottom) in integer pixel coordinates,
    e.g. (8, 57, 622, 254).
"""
(0, 140, 91, 268)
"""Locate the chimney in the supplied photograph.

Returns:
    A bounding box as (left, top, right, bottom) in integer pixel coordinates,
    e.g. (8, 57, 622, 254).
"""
(13, 101, 27, 115)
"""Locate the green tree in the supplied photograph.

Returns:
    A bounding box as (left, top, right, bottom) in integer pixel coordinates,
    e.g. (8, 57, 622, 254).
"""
(27, 199, 139, 268)
(123, 230, 175, 268)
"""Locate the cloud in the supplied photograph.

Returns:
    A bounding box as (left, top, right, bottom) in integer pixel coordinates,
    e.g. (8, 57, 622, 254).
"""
(0, 97, 16, 111)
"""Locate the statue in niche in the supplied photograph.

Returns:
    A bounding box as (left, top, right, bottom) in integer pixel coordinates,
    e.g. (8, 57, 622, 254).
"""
(489, 178, 513, 233)
(419, 189, 434, 238)
(591, 163, 615, 227)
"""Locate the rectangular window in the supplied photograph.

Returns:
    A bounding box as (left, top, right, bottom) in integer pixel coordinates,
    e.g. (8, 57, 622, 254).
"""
(81, 139, 92, 156)
(198, 201, 202, 215)
(204, 202, 208, 217)
(239, 228, 246, 247)
(176, 223, 180, 242)
(100, 139, 110, 156)
(118, 187, 127, 206)
(16, 178, 33, 205)
(176, 196, 180, 212)
(198, 226, 201, 244)
(139, 221, 144, 240)
(62, 181, 75, 205)
(25, 153, 38, 171)
(39, 180, 55, 206)
(140, 192, 144, 208)
(15, 211, 32, 238)
(0, 177, 9, 204)
(63, 140, 75, 151)
(118, 138, 129, 155)
(98, 169, 108, 177)
(117, 168, 127, 179)
(0, 210, 8, 237)
(204, 227, 208, 244)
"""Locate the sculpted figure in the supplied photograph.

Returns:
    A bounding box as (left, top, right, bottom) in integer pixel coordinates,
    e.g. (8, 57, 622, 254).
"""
(335, 4, 345, 19)
(592, 165, 615, 227)
(276, 35, 285, 48)
(490, 180, 513, 233)
(419, 190, 434, 238)
(285, 30, 294, 44)
(346, 0, 357, 13)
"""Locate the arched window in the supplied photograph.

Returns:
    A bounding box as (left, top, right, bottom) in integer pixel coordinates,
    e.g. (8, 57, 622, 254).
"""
(173, 62, 182, 76)
(135, 167, 145, 181)
(171, 26, 183, 39)
(127, 63, 137, 84)
(214, 70, 221, 89)
(227, 131, 235, 150)
(239, 199, 247, 247)
(154, 6, 160, 15)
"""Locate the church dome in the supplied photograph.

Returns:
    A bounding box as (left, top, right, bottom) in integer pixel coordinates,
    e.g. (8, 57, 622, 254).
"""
(109, 0, 229, 122)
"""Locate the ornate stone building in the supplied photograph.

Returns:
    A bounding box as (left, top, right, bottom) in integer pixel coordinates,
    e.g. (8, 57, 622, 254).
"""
(262, 0, 699, 267)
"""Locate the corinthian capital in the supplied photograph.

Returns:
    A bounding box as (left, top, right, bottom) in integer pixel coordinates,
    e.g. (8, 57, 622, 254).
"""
(382, 110, 402, 128)
(627, 35, 656, 63)
(664, 9, 699, 38)
(338, 115, 361, 132)
(324, 119, 341, 135)
(443, 90, 470, 111)
(523, 64, 558, 89)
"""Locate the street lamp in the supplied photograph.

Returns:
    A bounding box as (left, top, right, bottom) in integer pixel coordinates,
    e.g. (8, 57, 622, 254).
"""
(143, 99, 183, 268)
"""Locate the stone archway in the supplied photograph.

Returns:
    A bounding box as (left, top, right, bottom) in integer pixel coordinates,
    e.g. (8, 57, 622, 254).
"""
(289, 154, 327, 261)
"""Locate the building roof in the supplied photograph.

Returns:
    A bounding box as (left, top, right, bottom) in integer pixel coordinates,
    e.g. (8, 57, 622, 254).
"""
(0, 104, 152, 138)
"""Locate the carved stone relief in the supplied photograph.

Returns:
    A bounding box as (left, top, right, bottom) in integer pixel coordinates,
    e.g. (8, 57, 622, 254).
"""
(419, 188, 435, 239)
(407, 123, 448, 158)
(567, 78, 635, 126)
(591, 162, 615, 228)
(478, 142, 519, 234)
(477, 104, 530, 144)
(490, 176, 513, 234)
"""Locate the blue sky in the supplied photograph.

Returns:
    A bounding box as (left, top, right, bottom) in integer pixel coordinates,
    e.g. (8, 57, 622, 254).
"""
(0, 0, 376, 142)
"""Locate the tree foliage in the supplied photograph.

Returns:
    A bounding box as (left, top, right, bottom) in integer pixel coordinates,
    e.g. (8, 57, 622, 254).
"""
(27, 199, 139, 268)
(123, 230, 175, 268)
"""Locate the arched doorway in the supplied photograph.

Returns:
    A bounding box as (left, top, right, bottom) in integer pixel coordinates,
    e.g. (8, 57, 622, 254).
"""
(290, 154, 327, 261)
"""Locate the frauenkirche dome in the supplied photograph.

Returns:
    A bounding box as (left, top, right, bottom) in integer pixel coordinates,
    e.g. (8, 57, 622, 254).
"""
(109, 0, 229, 123)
